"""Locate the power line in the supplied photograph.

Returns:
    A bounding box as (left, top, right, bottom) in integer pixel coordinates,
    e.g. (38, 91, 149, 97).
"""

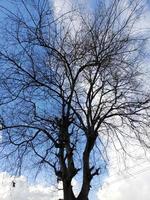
(103, 164, 150, 186)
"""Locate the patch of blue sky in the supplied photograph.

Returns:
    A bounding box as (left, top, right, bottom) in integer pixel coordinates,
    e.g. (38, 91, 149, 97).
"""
(88, 0, 98, 9)
(0, 1, 109, 199)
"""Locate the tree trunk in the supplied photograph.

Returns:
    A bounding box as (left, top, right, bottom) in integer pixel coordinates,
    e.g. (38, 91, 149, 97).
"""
(63, 180, 89, 200)
(63, 181, 76, 200)
(77, 135, 96, 200)
(76, 195, 89, 200)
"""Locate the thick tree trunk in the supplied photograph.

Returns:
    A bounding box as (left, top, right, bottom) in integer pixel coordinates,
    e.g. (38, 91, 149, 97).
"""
(76, 195, 89, 200)
(77, 135, 96, 200)
(63, 181, 76, 200)
(63, 179, 89, 200)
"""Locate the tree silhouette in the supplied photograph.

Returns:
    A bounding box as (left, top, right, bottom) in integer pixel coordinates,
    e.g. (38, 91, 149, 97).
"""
(0, 0, 150, 199)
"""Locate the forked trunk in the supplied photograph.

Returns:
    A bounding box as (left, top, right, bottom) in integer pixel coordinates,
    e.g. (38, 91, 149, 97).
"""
(63, 182, 89, 200)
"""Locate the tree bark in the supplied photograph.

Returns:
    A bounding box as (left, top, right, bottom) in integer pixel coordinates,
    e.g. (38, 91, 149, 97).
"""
(63, 181, 76, 200)
(77, 135, 97, 200)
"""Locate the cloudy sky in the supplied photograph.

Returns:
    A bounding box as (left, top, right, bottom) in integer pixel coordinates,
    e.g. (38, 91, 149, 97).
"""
(0, 172, 62, 200)
(51, 1, 150, 199)
(1, 0, 150, 200)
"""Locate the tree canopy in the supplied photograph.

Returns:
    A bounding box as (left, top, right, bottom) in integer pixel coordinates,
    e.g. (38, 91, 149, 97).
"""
(0, 0, 150, 199)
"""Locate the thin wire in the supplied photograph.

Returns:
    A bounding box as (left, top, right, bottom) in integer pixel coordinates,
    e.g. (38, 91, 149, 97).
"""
(108, 158, 150, 178)
(104, 164, 150, 186)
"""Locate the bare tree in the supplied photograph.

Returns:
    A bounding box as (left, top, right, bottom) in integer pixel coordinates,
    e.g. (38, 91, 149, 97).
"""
(0, 0, 150, 199)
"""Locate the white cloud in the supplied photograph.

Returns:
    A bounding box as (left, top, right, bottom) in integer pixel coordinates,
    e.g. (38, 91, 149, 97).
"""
(97, 141, 150, 200)
(51, 0, 88, 37)
(97, 164, 150, 200)
(96, 1, 150, 199)
(52, 0, 73, 18)
(133, 1, 150, 37)
(0, 172, 62, 200)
